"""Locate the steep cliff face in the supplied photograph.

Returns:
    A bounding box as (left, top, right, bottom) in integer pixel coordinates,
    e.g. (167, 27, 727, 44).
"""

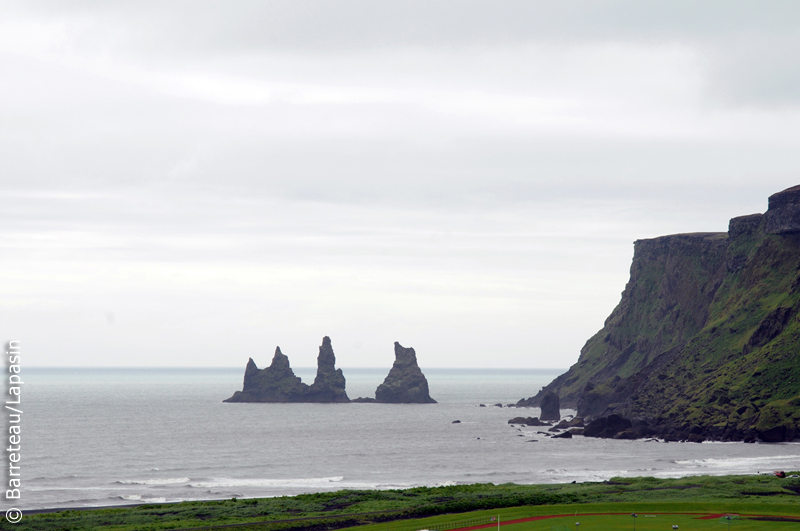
(529, 185, 800, 442)
(374, 342, 437, 404)
(224, 337, 348, 403)
(529, 232, 728, 411)
(765, 184, 800, 234)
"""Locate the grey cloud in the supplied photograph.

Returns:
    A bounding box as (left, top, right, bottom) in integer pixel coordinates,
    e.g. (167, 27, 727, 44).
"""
(8, 1, 800, 112)
(10, 0, 800, 53)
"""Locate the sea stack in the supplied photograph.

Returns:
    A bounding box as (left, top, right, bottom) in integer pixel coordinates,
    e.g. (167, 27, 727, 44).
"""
(539, 390, 560, 421)
(224, 347, 309, 402)
(374, 342, 437, 404)
(224, 337, 349, 403)
(306, 336, 349, 403)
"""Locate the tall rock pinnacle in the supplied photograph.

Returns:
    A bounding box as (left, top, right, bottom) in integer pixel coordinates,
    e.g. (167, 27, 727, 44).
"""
(374, 342, 437, 403)
(308, 336, 349, 402)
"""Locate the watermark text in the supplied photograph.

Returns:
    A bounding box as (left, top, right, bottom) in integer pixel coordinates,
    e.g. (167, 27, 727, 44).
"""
(4, 340, 22, 523)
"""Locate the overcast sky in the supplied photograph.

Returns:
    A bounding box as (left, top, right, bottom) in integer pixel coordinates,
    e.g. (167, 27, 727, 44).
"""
(3, 1, 800, 369)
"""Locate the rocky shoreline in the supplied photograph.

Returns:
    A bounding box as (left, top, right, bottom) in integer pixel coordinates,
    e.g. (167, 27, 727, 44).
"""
(511, 411, 796, 443)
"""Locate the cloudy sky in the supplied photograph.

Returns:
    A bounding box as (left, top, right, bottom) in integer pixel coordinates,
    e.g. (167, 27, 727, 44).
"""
(3, 1, 800, 368)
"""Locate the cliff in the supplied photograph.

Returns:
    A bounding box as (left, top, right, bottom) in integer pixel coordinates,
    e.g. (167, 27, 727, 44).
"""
(374, 342, 437, 403)
(224, 336, 348, 403)
(523, 185, 800, 442)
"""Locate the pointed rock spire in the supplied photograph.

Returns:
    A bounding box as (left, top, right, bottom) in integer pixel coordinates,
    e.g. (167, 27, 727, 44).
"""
(374, 342, 436, 403)
(225, 339, 349, 403)
(308, 336, 349, 402)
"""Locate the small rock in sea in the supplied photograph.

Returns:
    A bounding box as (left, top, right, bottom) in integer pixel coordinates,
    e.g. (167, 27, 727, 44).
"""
(452, 420, 461, 424)
(477, 437, 480, 440)
(526, 439, 538, 442)
(517, 434, 524, 437)
(480, 404, 486, 407)
(571, 480, 576, 484)
(493, 403, 503, 407)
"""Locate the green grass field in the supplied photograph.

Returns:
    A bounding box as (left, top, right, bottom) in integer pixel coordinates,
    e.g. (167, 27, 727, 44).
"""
(349, 503, 800, 531)
(3, 475, 799, 531)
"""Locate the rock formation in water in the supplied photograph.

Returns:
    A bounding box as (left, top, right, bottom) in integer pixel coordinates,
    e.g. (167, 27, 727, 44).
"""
(374, 342, 437, 403)
(507, 416, 550, 426)
(538, 390, 560, 421)
(305, 336, 349, 402)
(516, 185, 800, 442)
(224, 347, 308, 402)
(224, 336, 348, 403)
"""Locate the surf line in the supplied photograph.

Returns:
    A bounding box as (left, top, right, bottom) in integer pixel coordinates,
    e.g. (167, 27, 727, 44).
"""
(6, 340, 22, 503)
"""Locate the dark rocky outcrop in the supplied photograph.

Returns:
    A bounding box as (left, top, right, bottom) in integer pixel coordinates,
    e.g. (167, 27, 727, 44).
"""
(374, 342, 437, 403)
(305, 336, 349, 402)
(507, 416, 550, 426)
(554, 417, 584, 429)
(517, 185, 800, 442)
(224, 347, 310, 402)
(226, 338, 437, 405)
(539, 390, 560, 421)
(583, 414, 632, 438)
(765, 185, 800, 234)
(514, 395, 538, 408)
(224, 336, 348, 403)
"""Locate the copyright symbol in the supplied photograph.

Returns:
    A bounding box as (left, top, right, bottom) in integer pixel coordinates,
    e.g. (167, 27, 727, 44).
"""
(5, 508, 22, 523)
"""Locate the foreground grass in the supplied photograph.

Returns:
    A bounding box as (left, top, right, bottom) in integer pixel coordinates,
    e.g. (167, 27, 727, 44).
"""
(3, 474, 800, 531)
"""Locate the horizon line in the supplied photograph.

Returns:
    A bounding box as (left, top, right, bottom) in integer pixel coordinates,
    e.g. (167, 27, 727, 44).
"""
(21, 365, 568, 370)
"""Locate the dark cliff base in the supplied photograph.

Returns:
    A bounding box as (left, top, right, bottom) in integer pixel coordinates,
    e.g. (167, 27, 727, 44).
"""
(520, 185, 800, 443)
(577, 413, 797, 443)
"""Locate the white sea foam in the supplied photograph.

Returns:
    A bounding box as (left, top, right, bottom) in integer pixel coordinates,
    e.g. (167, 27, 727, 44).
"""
(188, 477, 418, 490)
(673, 455, 800, 468)
(121, 495, 169, 503)
(117, 478, 191, 485)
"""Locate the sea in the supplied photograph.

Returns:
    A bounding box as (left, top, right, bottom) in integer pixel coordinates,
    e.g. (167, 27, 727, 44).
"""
(17, 367, 800, 511)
